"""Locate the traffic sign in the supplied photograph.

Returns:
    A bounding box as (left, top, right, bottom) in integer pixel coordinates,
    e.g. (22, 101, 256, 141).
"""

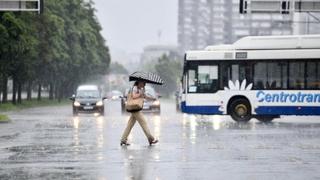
(240, 0, 320, 14)
(0, 0, 43, 14)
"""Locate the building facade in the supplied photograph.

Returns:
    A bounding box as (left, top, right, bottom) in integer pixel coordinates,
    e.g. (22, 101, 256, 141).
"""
(178, 0, 294, 52)
(293, 12, 320, 35)
(178, 0, 210, 52)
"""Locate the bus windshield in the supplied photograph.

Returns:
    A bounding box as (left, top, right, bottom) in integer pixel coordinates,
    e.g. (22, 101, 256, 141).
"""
(186, 63, 219, 93)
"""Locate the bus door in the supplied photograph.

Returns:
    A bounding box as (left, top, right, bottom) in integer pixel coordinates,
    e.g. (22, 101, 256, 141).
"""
(221, 62, 251, 88)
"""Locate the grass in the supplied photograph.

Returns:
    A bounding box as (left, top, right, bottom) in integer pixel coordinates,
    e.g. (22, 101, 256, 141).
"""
(0, 98, 70, 112)
(0, 114, 10, 123)
(0, 98, 69, 123)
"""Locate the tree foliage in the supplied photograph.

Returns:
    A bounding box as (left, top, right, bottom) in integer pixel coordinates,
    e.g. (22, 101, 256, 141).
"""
(154, 55, 182, 97)
(0, 0, 110, 103)
(109, 62, 128, 75)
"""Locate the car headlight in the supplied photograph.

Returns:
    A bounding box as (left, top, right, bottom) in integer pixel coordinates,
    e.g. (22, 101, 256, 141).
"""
(96, 100, 104, 106)
(153, 100, 160, 106)
(74, 101, 81, 107)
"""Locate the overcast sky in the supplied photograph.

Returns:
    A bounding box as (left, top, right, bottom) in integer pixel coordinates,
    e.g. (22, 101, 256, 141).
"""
(93, 0, 178, 54)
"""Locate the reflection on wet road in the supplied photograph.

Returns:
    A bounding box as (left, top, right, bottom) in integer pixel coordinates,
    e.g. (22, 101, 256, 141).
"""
(0, 100, 320, 179)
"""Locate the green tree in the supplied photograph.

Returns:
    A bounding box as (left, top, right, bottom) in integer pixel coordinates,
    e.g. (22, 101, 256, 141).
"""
(0, 18, 9, 103)
(0, 12, 36, 104)
(0, 0, 111, 104)
(109, 62, 129, 74)
(154, 55, 182, 97)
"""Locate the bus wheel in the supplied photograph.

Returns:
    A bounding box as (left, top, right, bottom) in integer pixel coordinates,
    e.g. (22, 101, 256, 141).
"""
(229, 98, 251, 122)
(256, 115, 278, 123)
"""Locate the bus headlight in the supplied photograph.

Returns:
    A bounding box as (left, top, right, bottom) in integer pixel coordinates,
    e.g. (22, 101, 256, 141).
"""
(96, 100, 104, 106)
(74, 101, 81, 107)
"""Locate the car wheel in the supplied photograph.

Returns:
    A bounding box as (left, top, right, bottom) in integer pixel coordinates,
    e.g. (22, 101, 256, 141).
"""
(154, 108, 160, 114)
(121, 105, 126, 113)
(99, 108, 104, 116)
(73, 108, 79, 116)
(229, 98, 251, 122)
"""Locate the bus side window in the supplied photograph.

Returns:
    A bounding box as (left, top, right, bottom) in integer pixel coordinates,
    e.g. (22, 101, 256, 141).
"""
(254, 63, 266, 89)
(254, 62, 287, 90)
(222, 64, 239, 88)
(222, 63, 248, 89)
(256, 80, 265, 89)
(307, 61, 320, 89)
(289, 62, 305, 89)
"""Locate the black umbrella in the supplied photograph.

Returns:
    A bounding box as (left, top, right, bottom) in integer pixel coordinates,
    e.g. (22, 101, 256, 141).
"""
(129, 71, 164, 85)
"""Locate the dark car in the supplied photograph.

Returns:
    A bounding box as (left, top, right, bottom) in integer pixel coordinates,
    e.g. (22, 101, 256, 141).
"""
(70, 85, 106, 116)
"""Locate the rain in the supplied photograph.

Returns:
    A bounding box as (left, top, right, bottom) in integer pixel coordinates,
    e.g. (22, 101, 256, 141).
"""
(0, 0, 320, 179)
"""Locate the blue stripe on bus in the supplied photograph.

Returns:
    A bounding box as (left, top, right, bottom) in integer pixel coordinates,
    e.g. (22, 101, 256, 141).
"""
(255, 106, 320, 115)
(181, 101, 223, 115)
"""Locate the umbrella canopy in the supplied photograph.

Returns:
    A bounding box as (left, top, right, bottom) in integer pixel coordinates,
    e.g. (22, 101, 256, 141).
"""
(129, 71, 164, 85)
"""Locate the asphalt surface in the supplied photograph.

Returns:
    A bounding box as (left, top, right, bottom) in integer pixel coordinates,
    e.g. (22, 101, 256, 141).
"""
(0, 100, 320, 180)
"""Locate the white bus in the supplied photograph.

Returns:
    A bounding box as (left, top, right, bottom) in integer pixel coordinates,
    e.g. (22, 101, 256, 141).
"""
(181, 35, 320, 122)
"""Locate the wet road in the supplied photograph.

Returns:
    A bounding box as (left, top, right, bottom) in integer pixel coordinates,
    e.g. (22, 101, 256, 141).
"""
(0, 100, 320, 180)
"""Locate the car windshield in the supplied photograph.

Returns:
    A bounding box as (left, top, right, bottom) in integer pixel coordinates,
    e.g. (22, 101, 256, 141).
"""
(76, 90, 100, 99)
